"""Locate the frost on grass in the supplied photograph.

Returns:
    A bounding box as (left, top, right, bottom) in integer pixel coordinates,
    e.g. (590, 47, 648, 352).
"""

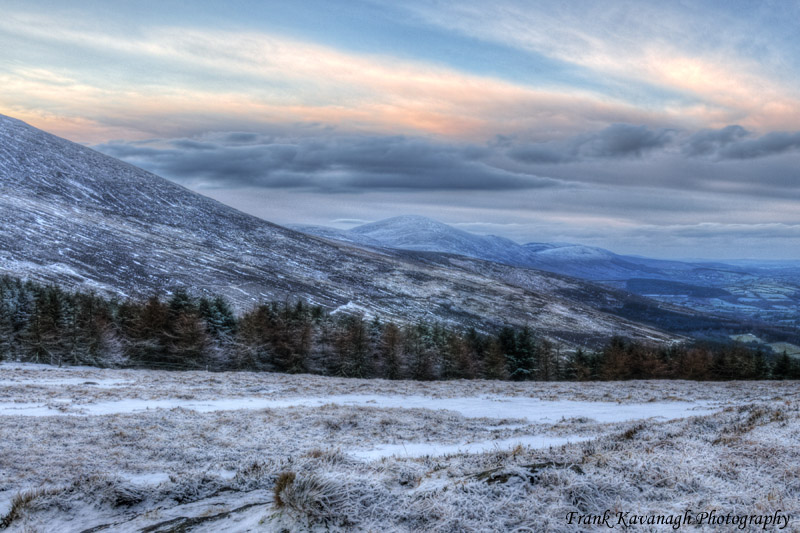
(0, 364, 798, 532)
(266, 405, 800, 532)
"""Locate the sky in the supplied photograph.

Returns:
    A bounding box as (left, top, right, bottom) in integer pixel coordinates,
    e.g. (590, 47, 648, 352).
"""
(2, 0, 800, 260)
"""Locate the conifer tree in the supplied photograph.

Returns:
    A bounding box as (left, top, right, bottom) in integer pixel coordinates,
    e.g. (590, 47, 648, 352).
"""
(336, 315, 369, 378)
(484, 338, 509, 380)
(379, 322, 404, 379)
(565, 348, 592, 381)
(772, 351, 794, 380)
(25, 286, 67, 365)
(406, 322, 436, 380)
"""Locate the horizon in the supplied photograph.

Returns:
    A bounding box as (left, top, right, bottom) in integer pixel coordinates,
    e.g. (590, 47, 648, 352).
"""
(2, 2, 800, 260)
(288, 212, 800, 264)
(4, 109, 800, 264)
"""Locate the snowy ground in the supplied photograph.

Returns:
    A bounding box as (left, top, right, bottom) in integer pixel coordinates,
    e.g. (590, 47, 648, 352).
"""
(0, 364, 797, 531)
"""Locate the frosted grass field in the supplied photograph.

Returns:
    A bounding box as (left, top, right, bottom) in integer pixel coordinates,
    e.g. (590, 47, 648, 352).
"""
(0, 363, 797, 531)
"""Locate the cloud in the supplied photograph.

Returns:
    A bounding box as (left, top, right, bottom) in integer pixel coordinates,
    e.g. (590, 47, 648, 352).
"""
(511, 111, 798, 167)
(683, 125, 800, 159)
(508, 123, 674, 164)
(662, 222, 800, 240)
(717, 131, 800, 159)
(12, 6, 767, 152)
(96, 133, 561, 191)
(0, 13, 669, 143)
(93, 120, 800, 203)
(222, 132, 261, 144)
(575, 124, 674, 158)
(398, 0, 800, 132)
(683, 125, 750, 156)
(507, 145, 571, 164)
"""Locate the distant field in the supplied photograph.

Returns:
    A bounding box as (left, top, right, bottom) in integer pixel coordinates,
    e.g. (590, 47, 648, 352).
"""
(730, 333, 766, 344)
(0, 364, 797, 531)
(769, 342, 800, 358)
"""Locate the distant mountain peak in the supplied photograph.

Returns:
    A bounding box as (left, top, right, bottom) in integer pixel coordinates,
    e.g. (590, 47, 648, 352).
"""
(295, 215, 726, 285)
(351, 215, 458, 233)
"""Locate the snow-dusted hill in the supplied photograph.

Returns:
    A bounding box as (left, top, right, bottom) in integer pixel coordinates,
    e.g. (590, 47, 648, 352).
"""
(295, 216, 800, 329)
(301, 215, 715, 282)
(0, 114, 678, 345)
(522, 242, 670, 281)
(299, 215, 665, 281)
(286, 224, 385, 248)
(348, 215, 534, 266)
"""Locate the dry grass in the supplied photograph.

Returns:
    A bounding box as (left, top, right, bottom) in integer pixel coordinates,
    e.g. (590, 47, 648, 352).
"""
(0, 487, 61, 529)
(0, 363, 798, 531)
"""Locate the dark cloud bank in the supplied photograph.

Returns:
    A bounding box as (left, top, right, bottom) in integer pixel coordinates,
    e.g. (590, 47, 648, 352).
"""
(96, 123, 800, 195)
(508, 123, 675, 163)
(509, 123, 800, 164)
(98, 134, 558, 192)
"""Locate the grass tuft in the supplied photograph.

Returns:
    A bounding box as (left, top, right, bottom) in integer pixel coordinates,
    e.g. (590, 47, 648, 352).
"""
(273, 471, 296, 509)
(0, 487, 60, 529)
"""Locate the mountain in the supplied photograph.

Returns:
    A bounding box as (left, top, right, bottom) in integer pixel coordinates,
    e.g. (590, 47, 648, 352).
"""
(286, 224, 385, 248)
(520, 242, 676, 281)
(299, 215, 690, 279)
(348, 215, 534, 266)
(294, 216, 800, 329)
(0, 114, 679, 346)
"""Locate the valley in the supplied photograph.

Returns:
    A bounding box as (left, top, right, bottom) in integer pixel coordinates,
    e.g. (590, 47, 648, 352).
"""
(294, 217, 800, 346)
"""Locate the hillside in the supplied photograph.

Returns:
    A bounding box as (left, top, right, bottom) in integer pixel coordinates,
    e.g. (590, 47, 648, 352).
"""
(0, 114, 677, 346)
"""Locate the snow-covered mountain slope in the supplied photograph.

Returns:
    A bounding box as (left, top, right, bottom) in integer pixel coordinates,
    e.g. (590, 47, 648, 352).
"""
(286, 224, 385, 248)
(299, 215, 753, 284)
(520, 242, 670, 281)
(349, 215, 535, 267)
(0, 114, 679, 345)
(297, 215, 679, 280)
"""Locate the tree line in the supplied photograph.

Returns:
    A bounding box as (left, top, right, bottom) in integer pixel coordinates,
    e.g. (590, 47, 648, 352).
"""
(1, 275, 798, 380)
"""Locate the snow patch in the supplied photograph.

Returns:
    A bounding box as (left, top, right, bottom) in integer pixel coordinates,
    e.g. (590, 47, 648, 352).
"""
(0, 393, 717, 422)
(352, 434, 593, 460)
